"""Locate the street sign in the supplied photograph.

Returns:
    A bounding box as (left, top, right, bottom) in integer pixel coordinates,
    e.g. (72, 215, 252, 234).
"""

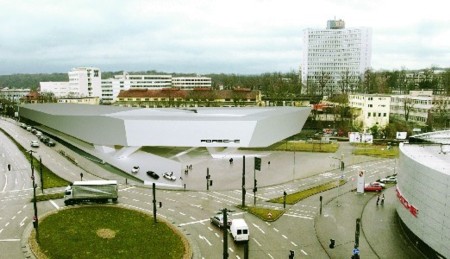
(254, 157, 261, 171)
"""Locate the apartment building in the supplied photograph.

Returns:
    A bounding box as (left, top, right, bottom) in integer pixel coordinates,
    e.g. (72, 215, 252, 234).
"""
(302, 19, 372, 96)
(40, 82, 70, 97)
(101, 73, 212, 103)
(0, 87, 31, 102)
(349, 94, 390, 130)
(390, 90, 450, 127)
(172, 76, 212, 89)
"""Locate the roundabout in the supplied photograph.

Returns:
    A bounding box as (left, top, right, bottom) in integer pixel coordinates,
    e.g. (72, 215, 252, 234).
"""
(29, 205, 191, 259)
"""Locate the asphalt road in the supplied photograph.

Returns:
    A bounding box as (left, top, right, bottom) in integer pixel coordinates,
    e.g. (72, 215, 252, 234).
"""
(0, 117, 419, 259)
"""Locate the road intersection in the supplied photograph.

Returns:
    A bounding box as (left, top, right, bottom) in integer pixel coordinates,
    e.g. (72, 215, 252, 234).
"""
(0, 117, 422, 258)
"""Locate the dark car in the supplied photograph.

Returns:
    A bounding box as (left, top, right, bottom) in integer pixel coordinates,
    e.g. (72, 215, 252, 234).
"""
(147, 171, 159, 180)
(42, 137, 56, 147)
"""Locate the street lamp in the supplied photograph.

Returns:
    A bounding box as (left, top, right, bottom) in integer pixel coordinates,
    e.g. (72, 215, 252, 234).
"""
(28, 150, 39, 242)
(329, 154, 344, 207)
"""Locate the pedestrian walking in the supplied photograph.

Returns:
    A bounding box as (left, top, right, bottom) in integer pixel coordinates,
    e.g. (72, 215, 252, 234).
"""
(229, 158, 233, 165)
(376, 194, 380, 205)
(381, 194, 385, 205)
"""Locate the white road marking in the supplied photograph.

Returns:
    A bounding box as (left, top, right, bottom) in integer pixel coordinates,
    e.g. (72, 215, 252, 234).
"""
(199, 235, 212, 246)
(178, 219, 209, 226)
(282, 234, 288, 239)
(251, 223, 265, 234)
(49, 199, 60, 210)
(273, 227, 279, 232)
(301, 249, 308, 255)
(20, 217, 27, 227)
(291, 241, 298, 246)
(0, 239, 20, 242)
(283, 213, 314, 220)
(268, 253, 274, 259)
(252, 237, 262, 247)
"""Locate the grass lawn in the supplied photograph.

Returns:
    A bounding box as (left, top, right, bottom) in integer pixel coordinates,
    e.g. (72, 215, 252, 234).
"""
(237, 205, 284, 222)
(352, 144, 399, 158)
(243, 140, 339, 153)
(32, 206, 189, 259)
(268, 179, 347, 205)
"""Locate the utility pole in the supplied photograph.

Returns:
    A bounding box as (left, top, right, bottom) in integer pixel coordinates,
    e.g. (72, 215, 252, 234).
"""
(152, 183, 157, 223)
(206, 168, 210, 191)
(283, 191, 287, 209)
(222, 208, 228, 259)
(355, 218, 361, 248)
(253, 157, 261, 205)
(39, 157, 44, 194)
(241, 156, 246, 207)
(29, 150, 39, 242)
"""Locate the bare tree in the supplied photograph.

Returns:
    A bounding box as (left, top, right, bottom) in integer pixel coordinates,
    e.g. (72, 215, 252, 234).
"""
(403, 97, 414, 122)
(315, 71, 331, 96)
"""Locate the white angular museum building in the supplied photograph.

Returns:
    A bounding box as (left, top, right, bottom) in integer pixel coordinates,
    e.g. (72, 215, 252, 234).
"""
(19, 104, 310, 186)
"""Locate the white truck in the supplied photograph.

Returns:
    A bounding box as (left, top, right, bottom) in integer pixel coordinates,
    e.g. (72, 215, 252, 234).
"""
(64, 180, 118, 205)
(230, 218, 249, 242)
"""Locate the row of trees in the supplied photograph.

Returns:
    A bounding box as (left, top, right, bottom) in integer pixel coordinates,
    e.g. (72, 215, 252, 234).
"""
(2, 67, 449, 97)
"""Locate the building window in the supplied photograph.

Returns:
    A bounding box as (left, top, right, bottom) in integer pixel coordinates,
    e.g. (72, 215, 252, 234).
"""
(383, 113, 386, 117)
(368, 104, 373, 107)
(368, 112, 371, 117)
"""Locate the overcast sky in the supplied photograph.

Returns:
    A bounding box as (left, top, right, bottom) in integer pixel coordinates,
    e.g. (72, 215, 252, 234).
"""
(0, 0, 448, 75)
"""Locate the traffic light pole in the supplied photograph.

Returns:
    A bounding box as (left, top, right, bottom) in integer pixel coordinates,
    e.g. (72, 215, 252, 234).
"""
(222, 208, 228, 259)
(152, 183, 157, 223)
(39, 157, 44, 194)
(206, 168, 210, 191)
(253, 168, 256, 205)
(241, 156, 245, 207)
(28, 150, 39, 242)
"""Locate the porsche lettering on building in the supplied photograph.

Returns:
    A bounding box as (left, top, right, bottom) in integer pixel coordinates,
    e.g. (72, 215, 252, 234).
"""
(201, 139, 240, 144)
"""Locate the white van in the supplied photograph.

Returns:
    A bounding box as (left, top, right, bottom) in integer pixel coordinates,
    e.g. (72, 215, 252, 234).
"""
(230, 218, 249, 242)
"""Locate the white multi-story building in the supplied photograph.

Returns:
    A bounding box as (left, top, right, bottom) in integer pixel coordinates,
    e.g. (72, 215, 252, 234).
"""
(68, 67, 102, 97)
(302, 19, 372, 95)
(390, 90, 450, 127)
(0, 87, 31, 102)
(349, 94, 390, 130)
(40, 82, 70, 97)
(101, 73, 212, 103)
(172, 76, 212, 89)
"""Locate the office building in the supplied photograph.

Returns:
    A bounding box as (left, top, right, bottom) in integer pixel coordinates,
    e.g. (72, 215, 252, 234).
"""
(302, 19, 372, 96)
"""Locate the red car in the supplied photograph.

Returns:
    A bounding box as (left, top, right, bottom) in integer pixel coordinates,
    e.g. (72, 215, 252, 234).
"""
(364, 183, 382, 192)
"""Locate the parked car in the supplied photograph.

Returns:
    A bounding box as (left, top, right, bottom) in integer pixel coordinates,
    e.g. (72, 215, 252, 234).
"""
(45, 139, 56, 147)
(20, 123, 27, 129)
(146, 171, 159, 180)
(379, 176, 397, 184)
(210, 213, 232, 228)
(364, 183, 382, 192)
(163, 172, 177, 181)
(131, 166, 140, 174)
(30, 140, 40, 148)
(369, 181, 385, 188)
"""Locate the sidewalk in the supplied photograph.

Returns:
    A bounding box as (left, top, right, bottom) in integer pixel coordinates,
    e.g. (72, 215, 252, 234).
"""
(315, 187, 423, 259)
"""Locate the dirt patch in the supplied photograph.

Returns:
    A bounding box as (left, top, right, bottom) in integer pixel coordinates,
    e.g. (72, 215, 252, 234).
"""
(96, 228, 116, 239)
